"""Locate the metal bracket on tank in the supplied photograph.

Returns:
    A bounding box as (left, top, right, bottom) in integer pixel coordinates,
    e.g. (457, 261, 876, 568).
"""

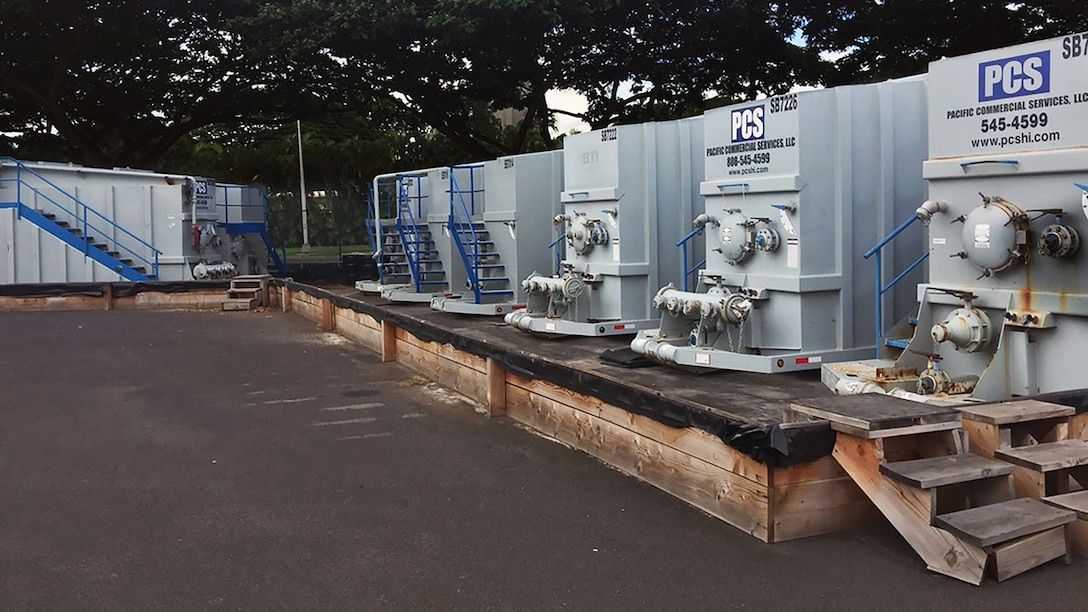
(1075, 182, 1088, 222)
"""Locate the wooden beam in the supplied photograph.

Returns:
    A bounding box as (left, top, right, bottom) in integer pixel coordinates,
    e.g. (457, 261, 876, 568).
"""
(320, 299, 335, 331)
(486, 357, 506, 417)
(103, 283, 114, 311)
(380, 320, 397, 363)
(281, 288, 293, 313)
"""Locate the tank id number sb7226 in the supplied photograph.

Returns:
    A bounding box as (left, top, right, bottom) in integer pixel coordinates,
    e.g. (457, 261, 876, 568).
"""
(980, 112, 1048, 132)
(727, 152, 771, 167)
(768, 94, 797, 113)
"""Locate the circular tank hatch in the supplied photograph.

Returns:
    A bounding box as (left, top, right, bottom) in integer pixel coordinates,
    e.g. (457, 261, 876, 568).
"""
(719, 211, 755, 265)
(959, 197, 1029, 274)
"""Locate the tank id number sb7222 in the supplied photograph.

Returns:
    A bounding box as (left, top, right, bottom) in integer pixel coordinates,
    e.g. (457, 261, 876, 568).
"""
(980, 112, 1048, 132)
(727, 152, 771, 167)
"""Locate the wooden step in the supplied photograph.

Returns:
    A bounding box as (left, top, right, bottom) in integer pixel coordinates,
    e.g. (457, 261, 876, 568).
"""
(790, 394, 961, 439)
(228, 288, 260, 299)
(1044, 490, 1088, 519)
(1044, 490, 1088, 558)
(222, 298, 257, 311)
(994, 440, 1088, 472)
(880, 454, 1014, 489)
(959, 400, 1074, 425)
(934, 497, 1075, 548)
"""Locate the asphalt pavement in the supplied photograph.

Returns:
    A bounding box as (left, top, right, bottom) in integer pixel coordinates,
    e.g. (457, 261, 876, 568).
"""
(1, 310, 1083, 610)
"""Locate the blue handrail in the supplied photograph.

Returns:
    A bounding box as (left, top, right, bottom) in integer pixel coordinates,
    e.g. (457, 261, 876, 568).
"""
(1, 158, 162, 277)
(676, 226, 706, 291)
(448, 167, 483, 302)
(549, 234, 564, 276)
(865, 213, 927, 357)
(395, 177, 425, 291)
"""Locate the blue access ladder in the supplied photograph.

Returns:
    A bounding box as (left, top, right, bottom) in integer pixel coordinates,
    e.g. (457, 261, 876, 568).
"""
(394, 174, 445, 293)
(217, 184, 288, 277)
(0, 157, 161, 281)
(447, 165, 511, 304)
(865, 214, 929, 358)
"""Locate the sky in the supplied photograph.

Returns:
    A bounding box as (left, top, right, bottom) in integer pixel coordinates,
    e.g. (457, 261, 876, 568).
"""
(545, 89, 591, 136)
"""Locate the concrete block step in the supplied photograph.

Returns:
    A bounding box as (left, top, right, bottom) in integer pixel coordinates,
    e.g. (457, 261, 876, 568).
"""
(880, 454, 1014, 489)
(995, 440, 1088, 472)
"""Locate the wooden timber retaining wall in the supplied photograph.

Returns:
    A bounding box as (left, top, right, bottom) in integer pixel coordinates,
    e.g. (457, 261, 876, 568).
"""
(274, 284, 880, 543)
(0, 287, 228, 312)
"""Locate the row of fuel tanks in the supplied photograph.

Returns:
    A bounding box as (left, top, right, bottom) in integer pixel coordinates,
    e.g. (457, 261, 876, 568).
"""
(360, 33, 1088, 404)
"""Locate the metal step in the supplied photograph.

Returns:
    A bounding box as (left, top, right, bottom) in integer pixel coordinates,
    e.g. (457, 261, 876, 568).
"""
(480, 289, 515, 296)
(885, 338, 910, 350)
(476, 276, 510, 284)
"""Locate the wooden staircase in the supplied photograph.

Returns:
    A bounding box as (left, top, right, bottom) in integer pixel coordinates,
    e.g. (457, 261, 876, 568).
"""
(222, 275, 271, 311)
(790, 396, 1085, 584)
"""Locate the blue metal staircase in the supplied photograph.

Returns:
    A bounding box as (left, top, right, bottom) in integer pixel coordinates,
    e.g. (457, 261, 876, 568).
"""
(393, 175, 446, 293)
(0, 158, 160, 281)
(448, 165, 512, 304)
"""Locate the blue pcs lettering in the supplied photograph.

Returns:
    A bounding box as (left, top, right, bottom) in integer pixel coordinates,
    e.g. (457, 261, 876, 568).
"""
(978, 51, 1050, 102)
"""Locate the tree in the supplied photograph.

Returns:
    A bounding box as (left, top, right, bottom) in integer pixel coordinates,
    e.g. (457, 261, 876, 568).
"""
(789, 0, 1088, 85)
(0, 0, 367, 168)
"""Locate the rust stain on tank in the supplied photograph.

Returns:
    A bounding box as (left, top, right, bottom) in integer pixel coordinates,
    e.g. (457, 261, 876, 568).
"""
(1059, 291, 1069, 313)
(1019, 262, 1033, 311)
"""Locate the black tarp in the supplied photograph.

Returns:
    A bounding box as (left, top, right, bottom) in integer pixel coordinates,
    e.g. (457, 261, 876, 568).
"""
(279, 280, 837, 467)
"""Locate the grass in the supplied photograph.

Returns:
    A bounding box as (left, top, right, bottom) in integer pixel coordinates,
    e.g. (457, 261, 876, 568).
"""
(282, 244, 371, 257)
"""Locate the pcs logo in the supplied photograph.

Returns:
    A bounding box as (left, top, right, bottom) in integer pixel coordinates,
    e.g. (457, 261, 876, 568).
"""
(731, 105, 765, 143)
(978, 51, 1050, 102)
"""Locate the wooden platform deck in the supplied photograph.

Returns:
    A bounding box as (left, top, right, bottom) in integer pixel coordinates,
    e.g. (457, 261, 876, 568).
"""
(270, 281, 882, 543)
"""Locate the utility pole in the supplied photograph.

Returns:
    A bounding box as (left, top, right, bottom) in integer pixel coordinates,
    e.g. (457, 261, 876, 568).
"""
(297, 120, 310, 253)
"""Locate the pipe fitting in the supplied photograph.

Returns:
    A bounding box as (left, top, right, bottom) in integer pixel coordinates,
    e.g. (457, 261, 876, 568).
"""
(915, 200, 947, 226)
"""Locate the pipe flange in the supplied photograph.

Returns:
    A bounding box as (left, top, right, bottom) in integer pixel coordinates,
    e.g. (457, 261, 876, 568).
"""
(931, 307, 991, 353)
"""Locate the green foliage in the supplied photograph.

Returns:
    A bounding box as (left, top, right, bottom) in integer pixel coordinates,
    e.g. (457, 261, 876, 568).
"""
(789, 0, 1088, 85)
(4, 0, 1088, 249)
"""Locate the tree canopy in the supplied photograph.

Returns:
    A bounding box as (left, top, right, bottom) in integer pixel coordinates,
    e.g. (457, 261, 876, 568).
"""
(3, 0, 1086, 247)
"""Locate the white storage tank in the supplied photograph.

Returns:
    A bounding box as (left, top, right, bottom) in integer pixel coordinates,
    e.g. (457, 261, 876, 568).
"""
(826, 33, 1088, 400)
(0, 159, 273, 283)
(432, 150, 564, 316)
(381, 164, 490, 303)
(632, 79, 929, 372)
(506, 117, 704, 336)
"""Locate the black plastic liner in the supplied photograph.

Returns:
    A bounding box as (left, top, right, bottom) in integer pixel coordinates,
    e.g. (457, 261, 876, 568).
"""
(279, 280, 836, 467)
(0, 281, 231, 298)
